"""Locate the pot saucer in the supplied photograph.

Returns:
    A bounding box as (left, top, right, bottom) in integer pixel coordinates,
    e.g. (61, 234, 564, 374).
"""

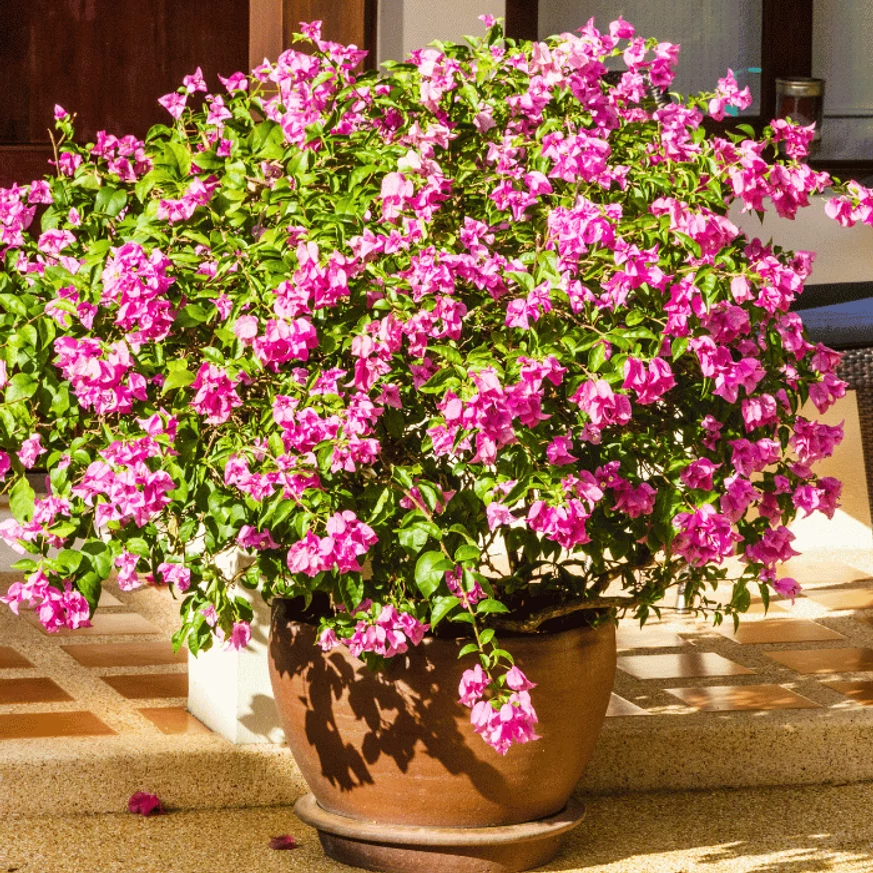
(294, 792, 586, 873)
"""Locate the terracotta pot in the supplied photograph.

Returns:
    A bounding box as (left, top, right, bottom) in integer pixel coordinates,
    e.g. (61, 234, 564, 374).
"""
(269, 599, 616, 872)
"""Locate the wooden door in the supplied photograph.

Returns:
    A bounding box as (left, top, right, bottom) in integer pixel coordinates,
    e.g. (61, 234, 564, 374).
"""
(0, 0, 250, 187)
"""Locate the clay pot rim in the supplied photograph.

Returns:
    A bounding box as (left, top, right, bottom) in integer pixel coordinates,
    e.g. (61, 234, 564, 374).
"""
(273, 598, 616, 646)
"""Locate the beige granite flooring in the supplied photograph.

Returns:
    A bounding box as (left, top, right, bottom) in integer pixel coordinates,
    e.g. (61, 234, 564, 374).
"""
(5, 781, 873, 873)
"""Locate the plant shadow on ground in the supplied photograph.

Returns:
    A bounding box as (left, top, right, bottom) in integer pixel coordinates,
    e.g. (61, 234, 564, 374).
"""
(548, 782, 873, 872)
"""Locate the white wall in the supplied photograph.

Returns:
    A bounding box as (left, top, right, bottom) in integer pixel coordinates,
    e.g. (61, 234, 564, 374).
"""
(813, 0, 873, 118)
(538, 1, 763, 113)
(378, 0, 506, 63)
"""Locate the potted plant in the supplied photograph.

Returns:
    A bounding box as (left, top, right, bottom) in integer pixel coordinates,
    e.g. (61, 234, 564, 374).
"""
(1, 13, 870, 873)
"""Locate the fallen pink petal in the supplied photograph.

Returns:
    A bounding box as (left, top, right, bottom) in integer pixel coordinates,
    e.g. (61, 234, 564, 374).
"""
(269, 834, 299, 850)
(128, 792, 164, 816)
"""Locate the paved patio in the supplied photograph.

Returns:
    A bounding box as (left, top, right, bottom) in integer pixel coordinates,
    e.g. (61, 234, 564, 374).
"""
(5, 546, 873, 868)
(4, 781, 873, 872)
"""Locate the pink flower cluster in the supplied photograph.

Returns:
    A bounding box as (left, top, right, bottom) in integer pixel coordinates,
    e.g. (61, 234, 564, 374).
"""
(101, 243, 176, 349)
(53, 337, 147, 415)
(0, 570, 90, 633)
(0, 495, 72, 554)
(457, 664, 540, 755)
(429, 358, 565, 465)
(191, 363, 243, 425)
(91, 131, 151, 181)
(71, 438, 175, 528)
(572, 379, 632, 443)
(286, 511, 378, 576)
(672, 505, 742, 566)
(318, 603, 429, 659)
(157, 176, 218, 224)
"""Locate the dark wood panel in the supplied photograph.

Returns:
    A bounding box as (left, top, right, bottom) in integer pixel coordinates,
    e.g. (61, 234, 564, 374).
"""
(506, 0, 539, 41)
(0, 0, 250, 145)
(760, 0, 813, 122)
(0, 146, 54, 188)
(282, 0, 376, 69)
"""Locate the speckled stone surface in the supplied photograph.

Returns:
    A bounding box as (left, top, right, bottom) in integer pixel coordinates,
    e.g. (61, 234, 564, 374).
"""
(5, 781, 873, 873)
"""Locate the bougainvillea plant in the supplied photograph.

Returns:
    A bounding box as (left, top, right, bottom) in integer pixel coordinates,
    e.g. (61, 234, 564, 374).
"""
(2, 15, 872, 754)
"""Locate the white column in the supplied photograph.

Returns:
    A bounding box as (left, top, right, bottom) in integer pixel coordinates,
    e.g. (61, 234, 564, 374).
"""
(187, 585, 285, 744)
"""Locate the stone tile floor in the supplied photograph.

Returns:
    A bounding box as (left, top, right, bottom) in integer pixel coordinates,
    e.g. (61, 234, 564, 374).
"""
(5, 550, 873, 746)
(6, 549, 873, 868)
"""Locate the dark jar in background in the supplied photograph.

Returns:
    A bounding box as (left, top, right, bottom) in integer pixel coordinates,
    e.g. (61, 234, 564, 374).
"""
(775, 77, 825, 143)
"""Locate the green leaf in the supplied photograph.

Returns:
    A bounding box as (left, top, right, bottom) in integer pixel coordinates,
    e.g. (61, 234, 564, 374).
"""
(6, 373, 38, 402)
(430, 594, 460, 628)
(588, 342, 607, 373)
(162, 367, 195, 393)
(0, 294, 28, 317)
(56, 549, 83, 574)
(95, 186, 128, 217)
(457, 641, 480, 658)
(479, 627, 495, 646)
(76, 571, 102, 612)
(476, 598, 510, 615)
(166, 141, 192, 178)
(414, 550, 453, 598)
(397, 524, 431, 554)
(81, 540, 114, 578)
(9, 476, 35, 523)
(338, 573, 364, 611)
(454, 544, 480, 564)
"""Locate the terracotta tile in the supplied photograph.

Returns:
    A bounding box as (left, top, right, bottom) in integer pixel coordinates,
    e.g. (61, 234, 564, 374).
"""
(605, 694, 651, 717)
(101, 673, 188, 699)
(0, 677, 73, 704)
(617, 653, 755, 680)
(138, 707, 211, 734)
(767, 647, 873, 674)
(0, 711, 114, 740)
(715, 619, 846, 645)
(804, 589, 873, 611)
(823, 679, 873, 705)
(25, 612, 161, 636)
(616, 625, 688, 650)
(62, 642, 186, 668)
(0, 646, 33, 668)
(666, 684, 821, 712)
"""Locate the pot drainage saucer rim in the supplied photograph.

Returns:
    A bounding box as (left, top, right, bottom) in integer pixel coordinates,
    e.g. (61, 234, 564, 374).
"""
(294, 792, 586, 846)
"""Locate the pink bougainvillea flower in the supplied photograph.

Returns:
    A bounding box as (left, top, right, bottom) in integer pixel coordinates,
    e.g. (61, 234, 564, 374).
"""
(269, 835, 299, 850)
(17, 434, 45, 469)
(218, 71, 249, 92)
(772, 576, 802, 603)
(115, 550, 143, 592)
(157, 562, 191, 592)
(158, 91, 187, 119)
(226, 621, 252, 651)
(458, 663, 491, 707)
(128, 792, 164, 816)
(183, 66, 207, 94)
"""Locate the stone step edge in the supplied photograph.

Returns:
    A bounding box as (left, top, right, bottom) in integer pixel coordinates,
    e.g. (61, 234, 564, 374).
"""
(3, 711, 873, 816)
